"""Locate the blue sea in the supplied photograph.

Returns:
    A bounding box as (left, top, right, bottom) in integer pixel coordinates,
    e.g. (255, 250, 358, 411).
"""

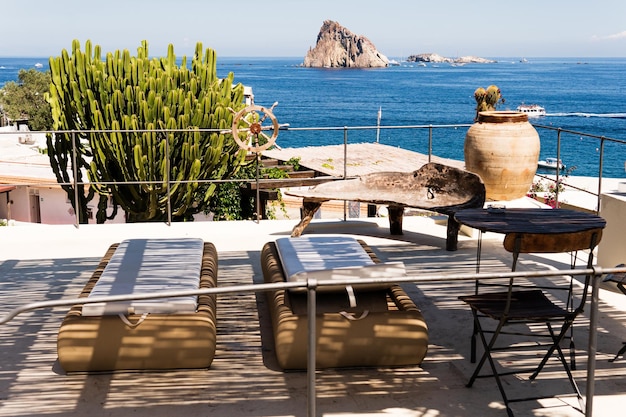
(2, 56, 625, 178)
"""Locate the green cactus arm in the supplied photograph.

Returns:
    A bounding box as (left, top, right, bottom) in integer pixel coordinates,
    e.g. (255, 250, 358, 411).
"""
(47, 39, 250, 222)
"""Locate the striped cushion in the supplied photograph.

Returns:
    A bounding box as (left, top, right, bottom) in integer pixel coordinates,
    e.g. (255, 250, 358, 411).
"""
(82, 238, 204, 316)
(275, 236, 404, 293)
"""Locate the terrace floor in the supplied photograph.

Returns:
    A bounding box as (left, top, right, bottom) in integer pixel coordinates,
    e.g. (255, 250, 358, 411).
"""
(1, 214, 626, 417)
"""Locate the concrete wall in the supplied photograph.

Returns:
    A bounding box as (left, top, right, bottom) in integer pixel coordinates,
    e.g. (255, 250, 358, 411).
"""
(39, 187, 76, 224)
(5, 187, 31, 222)
(598, 191, 626, 269)
(1, 185, 126, 225)
(0, 191, 11, 219)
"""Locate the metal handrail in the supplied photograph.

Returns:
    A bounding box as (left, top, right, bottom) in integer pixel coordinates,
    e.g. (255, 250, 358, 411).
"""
(1, 123, 624, 225)
(0, 266, 610, 325)
(2, 124, 625, 416)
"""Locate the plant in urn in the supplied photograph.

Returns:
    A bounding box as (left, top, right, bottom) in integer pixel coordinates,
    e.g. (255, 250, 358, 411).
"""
(473, 85, 505, 121)
(464, 85, 540, 201)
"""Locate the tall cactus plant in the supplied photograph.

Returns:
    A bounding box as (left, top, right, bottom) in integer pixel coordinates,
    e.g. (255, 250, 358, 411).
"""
(46, 40, 248, 223)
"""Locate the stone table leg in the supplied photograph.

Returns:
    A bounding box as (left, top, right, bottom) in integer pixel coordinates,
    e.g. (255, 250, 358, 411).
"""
(446, 216, 460, 251)
(388, 205, 404, 235)
(291, 200, 323, 237)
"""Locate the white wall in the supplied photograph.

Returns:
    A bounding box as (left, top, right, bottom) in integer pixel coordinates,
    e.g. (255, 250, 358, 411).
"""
(0, 192, 11, 219)
(38, 187, 75, 224)
(5, 187, 31, 222)
(598, 191, 626, 269)
(2, 185, 126, 225)
(38, 188, 127, 224)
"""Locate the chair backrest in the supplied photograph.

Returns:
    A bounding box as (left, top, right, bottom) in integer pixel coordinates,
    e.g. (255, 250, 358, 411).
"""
(503, 227, 603, 311)
(503, 228, 603, 256)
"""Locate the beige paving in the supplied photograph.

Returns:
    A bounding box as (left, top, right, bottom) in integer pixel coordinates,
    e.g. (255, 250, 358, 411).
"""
(1, 216, 625, 417)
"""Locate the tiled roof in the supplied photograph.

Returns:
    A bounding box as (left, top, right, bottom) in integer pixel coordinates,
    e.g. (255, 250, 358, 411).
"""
(263, 142, 464, 177)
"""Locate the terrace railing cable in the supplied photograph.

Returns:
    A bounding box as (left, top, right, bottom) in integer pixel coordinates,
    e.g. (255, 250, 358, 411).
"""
(0, 123, 623, 226)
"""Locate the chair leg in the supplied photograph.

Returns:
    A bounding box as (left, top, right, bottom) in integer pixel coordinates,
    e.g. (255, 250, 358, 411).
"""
(469, 315, 587, 416)
(529, 321, 584, 407)
(470, 320, 477, 363)
(467, 314, 506, 385)
(569, 337, 576, 371)
(530, 321, 573, 380)
(466, 314, 515, 416)
(609, 342, 626, 363)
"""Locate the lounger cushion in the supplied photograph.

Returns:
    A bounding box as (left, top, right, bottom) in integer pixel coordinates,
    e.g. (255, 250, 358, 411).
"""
(276, 236, 375, 272)
(82, 238, 204, 316)
(275, 236, 403, 292)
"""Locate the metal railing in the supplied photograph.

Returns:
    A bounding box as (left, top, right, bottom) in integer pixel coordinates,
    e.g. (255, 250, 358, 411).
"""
(2, 123, 626, 415)
(0, 123, 624, 226)
(532, 124, 626, 211)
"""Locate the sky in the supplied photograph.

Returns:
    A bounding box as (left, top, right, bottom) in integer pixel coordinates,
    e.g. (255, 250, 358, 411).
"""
(1, 0, 625, 59)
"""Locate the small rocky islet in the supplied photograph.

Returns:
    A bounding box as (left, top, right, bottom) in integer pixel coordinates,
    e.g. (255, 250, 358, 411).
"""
(302, 20, 496, 68)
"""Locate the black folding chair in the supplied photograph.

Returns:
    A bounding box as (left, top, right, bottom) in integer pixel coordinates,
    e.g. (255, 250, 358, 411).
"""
(459, 227, 603, 417)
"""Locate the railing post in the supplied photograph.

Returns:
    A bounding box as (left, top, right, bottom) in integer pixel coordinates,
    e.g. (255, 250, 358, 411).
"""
(585, 266, 603, 417)
(71, 131, 79, 229)
(343, 127, 348, 221)
(597, 137, 605, 215)
(555, 128, 562, 207)
(256, 152, 261, 223)
(165, 131, 172, 226)
(307, 279, 318, 417)
(428, 125, 433, 163)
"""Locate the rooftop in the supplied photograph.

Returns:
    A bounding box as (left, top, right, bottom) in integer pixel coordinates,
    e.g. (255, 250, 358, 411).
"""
(1, 215, 626, 417)
(263, 143, 465, 177)
(1, 122, 625, 416)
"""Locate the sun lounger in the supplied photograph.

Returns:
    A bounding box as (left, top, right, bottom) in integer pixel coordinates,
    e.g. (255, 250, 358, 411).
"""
(57, 238, 218, 372)
(261, 235, 428, 370)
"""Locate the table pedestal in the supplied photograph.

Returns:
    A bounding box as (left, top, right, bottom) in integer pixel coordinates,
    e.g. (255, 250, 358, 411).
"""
(291, 199, 461, 251)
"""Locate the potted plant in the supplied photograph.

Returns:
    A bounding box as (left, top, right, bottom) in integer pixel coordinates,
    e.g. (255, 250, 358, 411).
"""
(464, 85, 540, 201)
(473, 85, 505, 120)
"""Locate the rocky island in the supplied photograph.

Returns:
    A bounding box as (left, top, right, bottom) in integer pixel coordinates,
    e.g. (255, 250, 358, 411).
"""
(407, 53, 496, 64)
(303, 20, 389, 68)
(302, 20, 495, 68)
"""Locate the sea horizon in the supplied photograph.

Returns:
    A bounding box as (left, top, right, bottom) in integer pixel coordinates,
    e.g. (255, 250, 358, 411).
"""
(2, 54, 626, 58)
(1, 56, 625, 178)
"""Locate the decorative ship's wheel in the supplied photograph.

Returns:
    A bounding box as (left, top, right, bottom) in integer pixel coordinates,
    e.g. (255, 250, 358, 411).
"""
(231, 103, 279, 153)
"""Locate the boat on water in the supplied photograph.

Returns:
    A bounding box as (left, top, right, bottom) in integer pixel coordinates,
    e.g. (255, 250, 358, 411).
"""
(517, 104, 546, 117)
(538, 157, 566, 170)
